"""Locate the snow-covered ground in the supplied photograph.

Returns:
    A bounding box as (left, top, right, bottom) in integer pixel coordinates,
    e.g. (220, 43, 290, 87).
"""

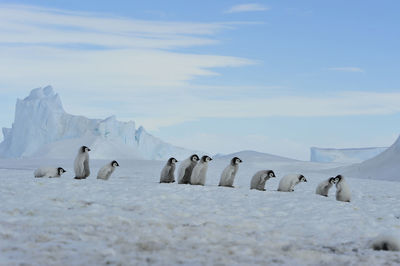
(0, 156, 399, 265)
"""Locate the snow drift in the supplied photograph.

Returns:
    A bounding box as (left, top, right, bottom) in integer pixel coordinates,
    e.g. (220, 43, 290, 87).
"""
(341, 135, 400, 181)
(310, 147, 387, 163)
(0, 86, 195, 160)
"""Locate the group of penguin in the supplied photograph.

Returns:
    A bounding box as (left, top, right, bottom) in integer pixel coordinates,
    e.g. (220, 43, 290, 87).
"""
(160, 154, 352, 202)
(33, 146, 351, 202)
(32, 146, 400, 252)
(34, 146, 119, 180)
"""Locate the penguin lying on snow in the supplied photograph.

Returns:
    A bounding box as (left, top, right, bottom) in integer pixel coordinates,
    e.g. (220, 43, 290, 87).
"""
(34, 167, 66, 178)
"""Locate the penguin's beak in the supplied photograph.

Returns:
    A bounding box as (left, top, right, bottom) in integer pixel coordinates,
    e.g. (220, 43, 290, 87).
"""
(88, 148, 91, 152)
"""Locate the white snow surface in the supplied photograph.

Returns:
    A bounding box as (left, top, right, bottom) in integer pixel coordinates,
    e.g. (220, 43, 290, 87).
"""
(310, 146, 388, 163)
(341, 135, 400, 181)
(0, 155, 399, 265)
(0, 86, 196, 160)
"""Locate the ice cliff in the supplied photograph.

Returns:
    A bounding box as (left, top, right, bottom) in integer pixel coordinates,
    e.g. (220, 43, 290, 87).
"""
(310, 147, 387, 163)
(0, 86, 195, 160)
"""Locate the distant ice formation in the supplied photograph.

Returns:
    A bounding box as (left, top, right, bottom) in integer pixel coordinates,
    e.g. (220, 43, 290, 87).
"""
(310, 147, 387, 163)
(0, 86, 196, 160)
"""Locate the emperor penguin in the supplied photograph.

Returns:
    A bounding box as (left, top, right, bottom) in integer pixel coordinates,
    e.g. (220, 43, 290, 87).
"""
(335, 175, 351, 202)
(190, 155, 212, 186)
(159, 157, 178, 183)
(250, 170, 276, 191)
(74, 146, 91, 179)
(34, 167, 66, 178)
(177, 154, 199, 184)
(278, 174, 307, 192)
(315, 177, 337, 197)
(218, 157, 242, 187)
(97, 160, 119, 180)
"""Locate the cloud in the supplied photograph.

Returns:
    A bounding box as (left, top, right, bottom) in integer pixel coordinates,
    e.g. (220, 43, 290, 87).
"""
(328, 67, 364, 73)
(224, 3, 270, 14)
(0, 4, 254, 94)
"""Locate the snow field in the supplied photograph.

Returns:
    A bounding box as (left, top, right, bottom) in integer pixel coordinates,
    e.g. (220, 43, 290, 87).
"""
(0, 158, 399, 265)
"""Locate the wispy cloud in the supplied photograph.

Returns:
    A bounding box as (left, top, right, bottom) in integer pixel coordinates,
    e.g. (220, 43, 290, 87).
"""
(224, 3, 270, 14)
(328, 67, 364, 73)
(0, 4, 254, 94)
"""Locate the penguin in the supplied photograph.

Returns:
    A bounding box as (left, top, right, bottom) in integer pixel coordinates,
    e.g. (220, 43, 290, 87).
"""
(277, 174, 307, 192)
(190, 155, 212, 186)
(34, 167, 66, 178)
(218, 157, 242, 187)
(159, 157, 178, 183)
(250, 170, 276, 191)
(97, 160, 119, 180)
(315, 177, 337, 197)
(74, 146, 91, 179)
(177, 154, 199, 184)
(370, 235, 400, 251)
(335, 175, 351, 202)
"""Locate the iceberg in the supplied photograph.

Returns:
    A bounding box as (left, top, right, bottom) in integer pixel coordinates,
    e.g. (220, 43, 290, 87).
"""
(310, 147, 387, 163)
(0, 86, 196, 160)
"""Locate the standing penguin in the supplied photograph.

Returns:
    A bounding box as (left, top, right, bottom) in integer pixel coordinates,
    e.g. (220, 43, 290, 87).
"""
(335, 175, 351, 202)
(34, 167, 66, 178)
(97, 160, 119, 180)
(190, 155, 212, 186)
(74, 146, 91, 179)
(278, 174, 307, 192)
(218, 157, 242, 187)
(250, 170, 276, 191)
(177, 154, 199, 184)
(160, 157, 178, 183)
(315, 177, 337, 197)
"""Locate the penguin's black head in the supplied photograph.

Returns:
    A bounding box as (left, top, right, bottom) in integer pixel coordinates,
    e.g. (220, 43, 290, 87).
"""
(267, 170, 276, 178)
(168, 157, 178, 165)
(335, 175, 343, 183)
(201, 155, 212, 163)
(329, 177, 336, 184)
(57, 167, 66, 175)
(299, 174, 307, 182)
(191, 154, 199, 162)
(111, 160, 119, 167)
(81, 146, 91, 153)
(231, 157, 243, 165)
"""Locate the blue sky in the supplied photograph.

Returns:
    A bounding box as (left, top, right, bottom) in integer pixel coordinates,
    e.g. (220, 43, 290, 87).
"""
(0, 0, 399, 159)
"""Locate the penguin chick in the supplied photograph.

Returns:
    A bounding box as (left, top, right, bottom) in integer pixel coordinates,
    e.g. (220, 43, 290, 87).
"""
(250, 170, 276, 191)
(34, 167, 66, 178)
(97, 160, 119, 180)
(219, 157, 242, 188)
(177, 154, 199, 184)
(335, 175, 351, 202)
(278, 174, 307, 192)
(190, 155, 212, 185)
(160, 157, 178, 183)
(315, 177, 337, 197)
(74, 146, 91, 179)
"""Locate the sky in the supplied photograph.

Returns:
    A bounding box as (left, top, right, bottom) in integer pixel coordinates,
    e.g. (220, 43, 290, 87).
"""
(0, 0, 399, 160)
